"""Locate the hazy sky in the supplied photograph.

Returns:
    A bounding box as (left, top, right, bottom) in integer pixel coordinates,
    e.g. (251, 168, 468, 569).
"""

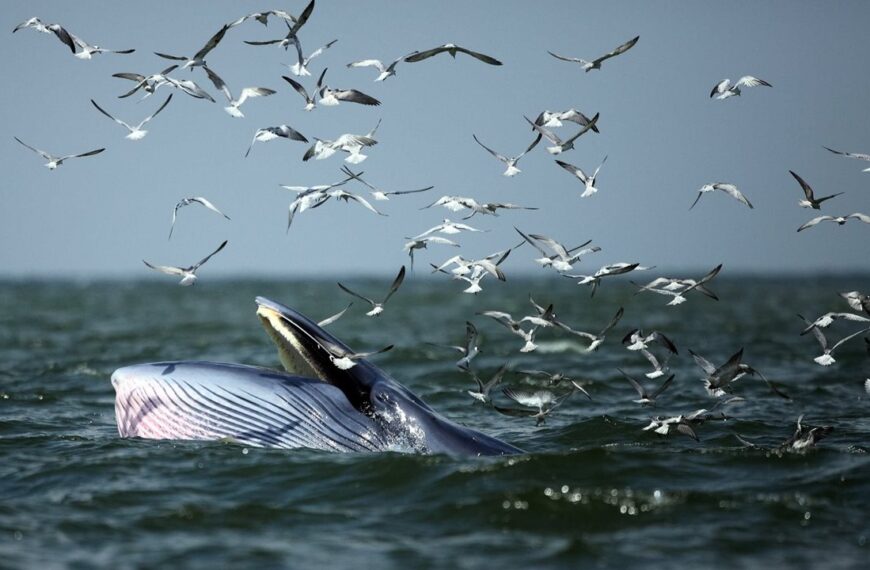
(2, 1, 869, 278)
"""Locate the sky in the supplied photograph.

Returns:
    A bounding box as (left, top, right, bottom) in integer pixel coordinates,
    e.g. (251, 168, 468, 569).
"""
(1, 0, 869, 278)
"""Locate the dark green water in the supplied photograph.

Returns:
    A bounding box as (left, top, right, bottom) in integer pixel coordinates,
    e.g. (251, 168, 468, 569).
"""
(1, 278, 868, 569)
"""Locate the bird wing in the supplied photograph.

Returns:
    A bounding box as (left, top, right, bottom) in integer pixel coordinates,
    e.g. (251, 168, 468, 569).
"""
(13, 137, 51, 159)
(735, 76, 771, 88)
(592, 155, 608, 178)
(823, 146, 870, 161)
(191, 196, 230, 219)
(347, 59, 386, 72)
(48, 23, 76, 53)
(524, 116, 562, 145)
(513, 227, 550, 256)
(455, 46, 502, 65)
(204, 66, 234, 103)
(191, 240, 228, 271)
(518, 134, 543, 158)
(650, 374, 674, 399)
(714, 183, 753, 208)
(404, 46, 448, 62)
(484, 363, 510, 392)
(547, 51, 588, 65)
(317, 302, 353, 327)
(237, 87, 276, 106)
(618, 368, 647, 398)
(640, 348, 662, 370)
(332, 89, 381, 106)
(594, 35, 639, 64)
(289, 0, 316, 33)
(143, 261, 184, 276)
(195, 25, 229, 60)
(797, 216, 832, 232)
(306, 39, 337, 63)
(337, 282, 376, 306)
(91, 99, 134, 131)
(472, 134, 508, 162)
(599, 306, 625, 336)
(689, 349, 717, 375)
(382, 266, 406, 304)
(830, 326, 870, 352)
(561, 113, 601, 146)
(789, 170, 815, 201)
(464, 321, 479, 353)
(342, 192, 386, 216)
(282, 75, 312, 103)
(555, 159, 589, 183)
(848, 213, 870, 224)
(61, 148, 106, 161)
(387, 185, 434, 197)
(710, 79, 731, 98)
(139, 94, 173, 127)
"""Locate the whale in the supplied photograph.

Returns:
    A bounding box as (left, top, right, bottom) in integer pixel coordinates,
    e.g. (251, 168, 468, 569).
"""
(111, 296, 522, 456)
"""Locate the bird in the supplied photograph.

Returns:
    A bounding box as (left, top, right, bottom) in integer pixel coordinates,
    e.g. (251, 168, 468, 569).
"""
(242, 0, 316, 71)
(514, 228, 599, 272)
(303, 128, 380, 164)
(204, 66, 275, 118)
(431, 247, 514, 294)
(403, 236, 459, 269)
(245, 125, 308, 157)
(642, 398, 744, 442)
(472, 133, 541, 176)
(317, 302, 353, 327)
(689, 183, 753, 210)
(69, 33, 134, 59)
(689, 348, 787, 398)
(555, 156, 608, 197)
(283, 174, 354, 230)
(566, 263, 653, 297)
(340, 166, 433, 201)
(783, 416, 833, 450)
(525, 113, 600, 154)
(168, 197, 231, 240)
(323, 343, 394, 371)
(421, 195, 480, 213)
(347, 54, 406, 81)
(534, 109, 600, 132)
(112, 65, 179, 100)
(13, 137, 104, 170)
(228, 8, 305, 29)
(466, 363, 508, 403)
(426, 321, 480, 370)
(282, 70, 325, 111)
(322, 188, 388, 219)
(840, 291, 870, 314)
(619, 369, 674, 406)
(288, 39, 337, 76)
(632, 264, 723, 306)
(799, 312, 870, 334)
(548, 36, 639, 72)
(494, 383, 584, 425)
(90, 95, 173, 140)
(154, 24, 229, 70)
(317, 68, 381, 107)
(462, 201, 538, 219)
(162, 75, 216, 101)
(479, 311, 539, 353)
(710, 76, 772, 99)
(518, 370, 589, 396)
(413, 219, 485, 238)
(560, 307, 624, 352)
(143, 240, 227, 286)
(789, 171, 843, 210)
(12, 17, 75, 53)
(823, 146, 870, 171)
(798, 314, 870, 366)
(622, 329, 679, 379)
(404, 44, 502, 65)
(796, 213, 870, 232)
(337, 266, 406, 317)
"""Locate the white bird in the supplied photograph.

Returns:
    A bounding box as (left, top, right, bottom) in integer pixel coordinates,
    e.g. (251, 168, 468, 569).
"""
(622, 329, 678, 379)
(317, 302, 353, 327)
(288, 39, 337, 76)
(426, 321, 480, 371)
(789, 171, 843, 210)
(479, 311, 539, 353)
(317, 68, 381, 107)
(514, 227, 599, 273)
(799, 312, 870, 334)
(632, 264, 723, 306)
(840, 291, 870, 314)
(710, 76, 772, 99)
(112, 65, 179, 100)
(472, 133, 541, 177)
(204, 66, 275, 118)
(283, 176, 352, 230)
(798, 315, 870, 366)
(168, 197, 231, 240)
(421, 195, 479, 213)
(324, 343, 393, 371)
(246, 125, 308, 157)
(69, 33, 134, 59)
(337, 266, 406, 317)
(462, 202, 538, 219)
(303, 125, 379, 164)
(404, 237, 460, 268)
(561, 307, 624, 352)
(619, 369, 674, 406)
(466, 363, 508, 403)
(282, 70, 325, 111)
(340, 166, 433, 201)
(347, 54, 405, 81)
(143, 240, 227, 286)
(824, 146, 870, 172)
(154, 24, 229, 70)
(414, 219, 485, 238)
(324, 188, 388, 218)
(534, 109, 600, 131)
(14, 137, 104, 170)
(690, 183, 753, 210)
(241, 0, 315, 70)
(556, 156, 608, 197)
(525, 113, 600, 154)
(689, 348, 787, 399)
(404, 44, 502, 65)
(90, 95, 173, 140)
(548, 36, 639, 72)
(797, 213, 870, 232)
(12, 17, 75, 53)
(567, 263, 654, 297)
(495, 383, 584, 426)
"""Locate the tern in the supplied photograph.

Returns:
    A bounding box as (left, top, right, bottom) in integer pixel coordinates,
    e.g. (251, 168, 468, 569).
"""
(690, 183, 753, 210)
(567, 263, 653, 297)
(112, 65, 178, 100)
(518, 370, 590, 396)
(690, 348, 788, 398)
(246, 124, 308, 157)
(404, 44, 502, 65)
(840, 291, 870, 314)
(337, 266, 406, 317)
(316, 302, 353, 327)
(467, 363, 508, 404)
(204, 66, 275, 117)
(70, 33, 134, 59)
(282, 70, 325, 111)
(288, 39, 337, 76)
(340, 166, 433, 201)
(229, 9, 304, 28)
(789, 171, 843, 210)
(479, 311, 539, 352)
(14, 137, 104, 170)
(462, 202, 538, 219)
(632, 264, 723, 306)
(710, 76, 772, 99)
(168, 197, 231, 240)
(514, 227, 599, 272)
(561, 307, 624, 352)
(800, 312, 870, 334)
(548, 36, 639, 72)
(623, 330, 678, 379)
(322, 342, 393, 371)
(525, 113, 600, 154)
(798, 314, 870, 366)
(414, 219, 485, 238)
(303, 123, 379, 164)
(426, 321, 480, 370)
(143, 240, 227, 286)
(556, 156, 608, 197)
(347, 54, 406, 81)
(90, 95, 173, 140)
(12, 17, 75, 53)
(283, 174, 353, 230)
(155, 24, 229, 70)
(797, 213, 870, 232)
(534, 109, 600, 132)
(642, 399, 744, 442)
(619, 369, 674, 406)
(472, 133, 541, 176)
(317, 68, 381, 107)
(784, 416, 833, 450)
(823, 146, 870, 171)
(403, 236, 459, 268)
(243, 0, 315, 70)
(494, 383, 583, 426)
(421, 195, 479, 213)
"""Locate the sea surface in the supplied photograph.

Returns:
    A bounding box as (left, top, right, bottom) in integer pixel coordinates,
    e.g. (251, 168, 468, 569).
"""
(0, 277, 868, 569)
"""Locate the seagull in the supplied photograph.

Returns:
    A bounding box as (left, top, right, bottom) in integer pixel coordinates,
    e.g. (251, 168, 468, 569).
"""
(800, 312, 870, 334)
(548, 36, 639, 72)
(783, 416, 833, 450)
(243, 0, 316, 70)
(798, 315, 870, 366)
(426, 321, 480, 370)
(168, 197, 230, 240)
(229, 9, 304, 28)
(431, 247, 514, 294)
(323, 343, 393, 371)
(517, 369, 589, 394)
(789, 171, 843, 210)
(162, 75, 216, 101)
(337, 266, 406, 317)
(472, 133, 541, 176)
(143, 240, 227, 286)
(796, 213, 870, 232)
(840, 291, 870, 314)
(283, 175, 353, 230)
(325, 188, 388, 218)
(404, 44, 502, 65)
(494, 383, 583, 426)
(340, 166, 433, 201)
(282, 70, 325, 111)
(403, 236, 459, 268)
(204, 66, 275, 118)
(556, 156, 608, 197)
(155, 24, 229, 70)
(245, 125, 308, 157)
(690, 183, 753, 210)
(414, 219, 485, 238)
(316, 302, 353, 327)
(632, 264, 723, 306)
(467, 363, 508, 403)
(112, 65, 179, 100)
(514, 227, 599, 272)
(347, 54, 406, 81)
(566, 263, 653, 297)
(710, 76, 772, 99)
(643, 398, 744, 442)
(479, 311, 539, 352)
(525, 113, 600, 154)
(303, 124, 380, 164)
(69, 33, 134, 59)
(689, 348, 788, 399)
(288, 39, 337, 76)
(90, 95, 173, 141)
(619, 369, 674, 406)
(534, 109, 600, 132)
(560, 307, 624, 352)
(421, 195, 479, 213)
(13, 137, 104, 170)
(622, 329, 678, 379)
(317, 68, 381, 107)
(823, 146, 870, 171)
(12, 17, 75, 53)
(462, 201, 538, 219)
